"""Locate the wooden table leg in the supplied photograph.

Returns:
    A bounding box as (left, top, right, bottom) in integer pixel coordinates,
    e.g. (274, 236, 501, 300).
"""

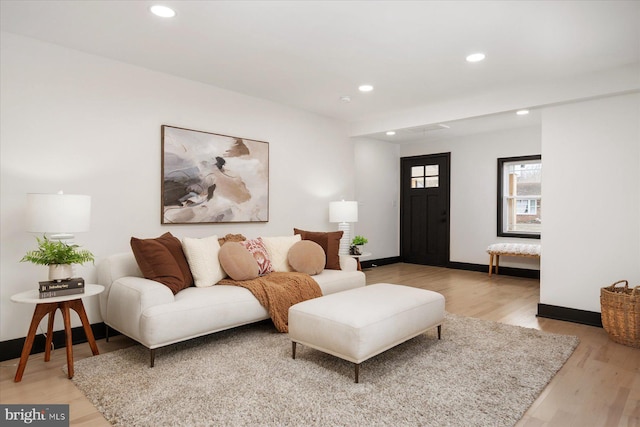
(14, 303, 57, 382)
(68, 299, 99, 356)
(44, 307, 57, 362)
(60, 302, 74, 379)
(14, 296, 101, 382)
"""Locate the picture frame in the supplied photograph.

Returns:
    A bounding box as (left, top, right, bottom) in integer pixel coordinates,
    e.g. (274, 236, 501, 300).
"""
(161, 125, 269, 224)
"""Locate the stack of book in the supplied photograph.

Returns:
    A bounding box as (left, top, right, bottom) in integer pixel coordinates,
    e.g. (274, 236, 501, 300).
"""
(39, 277, 85, 299)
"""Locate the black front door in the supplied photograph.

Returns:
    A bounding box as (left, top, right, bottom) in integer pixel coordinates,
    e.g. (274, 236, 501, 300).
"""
(400, 153, 451, 266)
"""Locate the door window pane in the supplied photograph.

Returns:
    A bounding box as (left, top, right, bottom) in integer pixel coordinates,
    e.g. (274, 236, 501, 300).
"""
(411, 166, 424, 177)
(425, 177, 439, 188)
(425, 165, 439, 176)
(411, 164, 439, 188)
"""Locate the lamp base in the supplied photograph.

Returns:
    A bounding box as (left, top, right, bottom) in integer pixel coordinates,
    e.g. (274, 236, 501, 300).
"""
(337, 222, 351, 256)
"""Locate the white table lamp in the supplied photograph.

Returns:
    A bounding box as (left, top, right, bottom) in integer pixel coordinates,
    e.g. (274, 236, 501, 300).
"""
(329, 200, 358, 255)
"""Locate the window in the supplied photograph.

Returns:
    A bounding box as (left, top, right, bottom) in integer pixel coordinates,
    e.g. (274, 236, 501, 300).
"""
(411, 165, 439, 188)
(497, 155, 541, 238)
(516, 199, 537, 215)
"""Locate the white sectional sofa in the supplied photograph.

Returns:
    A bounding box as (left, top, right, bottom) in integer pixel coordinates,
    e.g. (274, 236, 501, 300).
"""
(97, 251, 366, 366)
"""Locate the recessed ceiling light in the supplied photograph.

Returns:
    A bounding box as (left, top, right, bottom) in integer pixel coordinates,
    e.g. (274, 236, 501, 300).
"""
(150, 5, 176, 18)
(386, 131, 396, 136)
(339, 96, 351, 102)
(358, 84, 374, 92)
(516, 109, 530, 115)
(466, 53, 486, 63)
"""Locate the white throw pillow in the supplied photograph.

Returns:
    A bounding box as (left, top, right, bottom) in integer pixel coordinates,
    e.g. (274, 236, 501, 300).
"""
(181, 235, 226, 287)
(261, 235, 302, 272)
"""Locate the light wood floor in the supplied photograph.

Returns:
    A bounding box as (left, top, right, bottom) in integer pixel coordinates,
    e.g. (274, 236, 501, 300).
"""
(1, 263, 638, 426)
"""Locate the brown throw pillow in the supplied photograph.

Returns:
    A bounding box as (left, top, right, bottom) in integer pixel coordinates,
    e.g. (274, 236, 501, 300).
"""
(288, 240, 326, 275)
(218, 242, 260, 281)
(293, 228, 343, 270)
(130, 232, 193, 294)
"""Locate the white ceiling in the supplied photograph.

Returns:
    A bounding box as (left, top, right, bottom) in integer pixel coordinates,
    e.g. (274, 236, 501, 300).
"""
(1, 1, 638, 142)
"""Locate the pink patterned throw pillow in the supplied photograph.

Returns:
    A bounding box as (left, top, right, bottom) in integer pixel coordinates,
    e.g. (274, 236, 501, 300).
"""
(240, 237, 273, 275)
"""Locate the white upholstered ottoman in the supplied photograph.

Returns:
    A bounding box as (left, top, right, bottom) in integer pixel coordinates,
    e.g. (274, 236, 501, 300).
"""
(289, 283, 445, 383)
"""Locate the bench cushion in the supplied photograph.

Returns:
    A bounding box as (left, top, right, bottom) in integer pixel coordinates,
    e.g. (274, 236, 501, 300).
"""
(487, 243, 541, 257)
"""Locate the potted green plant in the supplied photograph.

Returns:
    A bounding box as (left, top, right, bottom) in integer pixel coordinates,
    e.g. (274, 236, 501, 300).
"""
(21, 235, 95, 281)
(351, 235, 368, 255)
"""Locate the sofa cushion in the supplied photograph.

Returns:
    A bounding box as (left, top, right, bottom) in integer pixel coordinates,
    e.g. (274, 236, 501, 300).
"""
(294, 228, 343, 270)
(288, 240, 326, 275)
(240, 237, 273, 275)
(218, 242, 260, 281)
(130, 232, 193, 294)
(182, 235, 226, 287)
(261, 235, 302, 272)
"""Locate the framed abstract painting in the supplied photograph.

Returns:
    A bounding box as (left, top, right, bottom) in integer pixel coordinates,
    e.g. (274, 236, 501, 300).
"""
(161, 125, 269, 224)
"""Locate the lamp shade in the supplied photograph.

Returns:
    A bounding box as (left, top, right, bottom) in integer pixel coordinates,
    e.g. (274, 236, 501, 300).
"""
(329, 200, 358, 223)
(26, 193, 91, 234)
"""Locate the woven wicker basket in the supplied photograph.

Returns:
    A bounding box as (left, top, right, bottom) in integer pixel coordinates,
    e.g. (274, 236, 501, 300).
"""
(600, 280, 640, 348)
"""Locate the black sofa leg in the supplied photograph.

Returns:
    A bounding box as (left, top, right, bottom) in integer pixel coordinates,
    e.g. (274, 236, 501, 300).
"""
(150, 349, 155, 367)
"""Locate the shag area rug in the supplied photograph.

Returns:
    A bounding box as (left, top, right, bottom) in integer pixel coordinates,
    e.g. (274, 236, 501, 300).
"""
(69, 314, 578, 426)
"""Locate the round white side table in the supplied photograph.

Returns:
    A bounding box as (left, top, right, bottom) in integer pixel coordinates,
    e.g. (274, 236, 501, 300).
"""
(10, 284, 104, 382)
(350, 252, 372, 270)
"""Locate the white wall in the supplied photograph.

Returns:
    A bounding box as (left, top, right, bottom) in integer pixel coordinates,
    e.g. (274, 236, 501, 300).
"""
(353, 138, 400, 260)
(540, 93, 640, 312)
(401, 126, 542, 269)
(0, 33, 355, 341)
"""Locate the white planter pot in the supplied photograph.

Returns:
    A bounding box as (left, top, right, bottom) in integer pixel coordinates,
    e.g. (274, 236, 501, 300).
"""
(48, 264, 73, 281)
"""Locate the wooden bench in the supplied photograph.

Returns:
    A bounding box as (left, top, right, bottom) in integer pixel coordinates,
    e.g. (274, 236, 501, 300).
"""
(486, 243, 541, 277)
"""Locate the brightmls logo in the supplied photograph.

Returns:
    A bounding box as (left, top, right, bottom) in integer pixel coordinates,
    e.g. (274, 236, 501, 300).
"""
(1, 405, 68, 426)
